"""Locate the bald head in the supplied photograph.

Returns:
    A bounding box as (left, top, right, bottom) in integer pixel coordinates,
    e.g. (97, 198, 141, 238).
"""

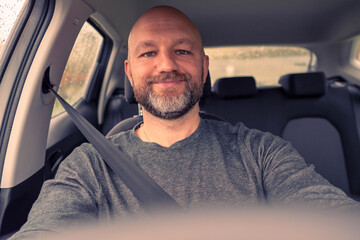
(124, 6, 209, 121)
(127, 6, 203, 59)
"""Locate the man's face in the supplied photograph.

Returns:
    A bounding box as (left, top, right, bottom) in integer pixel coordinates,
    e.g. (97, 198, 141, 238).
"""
(125, 9, 209, 120)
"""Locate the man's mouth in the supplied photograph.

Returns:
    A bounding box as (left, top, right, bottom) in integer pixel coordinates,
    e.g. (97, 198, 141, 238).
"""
(152, 79, 185, 88)
(153, 77, 185, 83)
(148, 73, 189, 87)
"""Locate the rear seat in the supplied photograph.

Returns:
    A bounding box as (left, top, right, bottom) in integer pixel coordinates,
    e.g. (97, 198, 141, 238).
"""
(103, 72, 360, 198)
(202, 72, 360, 198)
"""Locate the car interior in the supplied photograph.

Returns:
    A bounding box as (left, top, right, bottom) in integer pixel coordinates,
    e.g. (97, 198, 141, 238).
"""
(1, 0, 360, 237)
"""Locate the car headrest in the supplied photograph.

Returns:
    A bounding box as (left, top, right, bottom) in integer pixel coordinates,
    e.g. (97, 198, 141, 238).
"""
(213, 76, 257, 99)
(124, 74, 136, 103)
(125, 71, 212, 104)
(279, 72, 326, 97)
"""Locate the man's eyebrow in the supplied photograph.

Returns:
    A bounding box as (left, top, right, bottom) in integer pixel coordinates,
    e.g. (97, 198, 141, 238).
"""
(134, 41, 156, 54)
(174, 38, 195, 47)
(133, 38, 196, 54)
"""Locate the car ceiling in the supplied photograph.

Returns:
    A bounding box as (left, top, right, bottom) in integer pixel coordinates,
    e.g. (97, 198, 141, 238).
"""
(83, 0, 360, 46)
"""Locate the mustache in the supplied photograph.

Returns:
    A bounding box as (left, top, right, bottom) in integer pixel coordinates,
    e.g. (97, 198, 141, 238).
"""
(146, 72, 191, 84)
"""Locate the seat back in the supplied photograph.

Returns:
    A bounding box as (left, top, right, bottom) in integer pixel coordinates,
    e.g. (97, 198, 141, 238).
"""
(102, 89, 138, 134)
(278, 73, 348, 194)
(202, 73, 360, 196)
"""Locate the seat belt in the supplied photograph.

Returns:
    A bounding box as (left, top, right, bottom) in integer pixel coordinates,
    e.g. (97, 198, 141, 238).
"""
(46, 81, 180, 210)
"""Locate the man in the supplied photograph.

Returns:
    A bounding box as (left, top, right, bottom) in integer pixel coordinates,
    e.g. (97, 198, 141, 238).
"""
(124, 5, 208, 148)
(10, 5, 359, 239)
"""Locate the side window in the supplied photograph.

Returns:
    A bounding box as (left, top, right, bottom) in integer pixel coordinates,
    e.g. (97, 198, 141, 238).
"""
(0, 0, 27, 62)
(205, 46, 317, 87)
(52, 22, 104, 117)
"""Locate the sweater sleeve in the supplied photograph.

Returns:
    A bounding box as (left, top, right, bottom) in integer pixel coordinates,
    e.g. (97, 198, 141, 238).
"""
(9, 144, 100, 240)
(241, 125, 360, 209)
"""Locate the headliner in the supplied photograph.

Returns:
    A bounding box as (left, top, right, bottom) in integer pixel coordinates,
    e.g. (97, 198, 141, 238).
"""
(83, 0, 360, 46)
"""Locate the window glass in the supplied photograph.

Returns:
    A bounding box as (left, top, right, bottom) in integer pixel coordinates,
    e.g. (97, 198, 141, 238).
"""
(205, 46, 317, 87)
(351, 36, 360, 69)
(52, 22, 103, 117)
(0, 0, 27, 56)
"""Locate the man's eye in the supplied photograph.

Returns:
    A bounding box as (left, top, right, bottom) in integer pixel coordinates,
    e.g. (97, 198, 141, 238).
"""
(176, 50, 189, 55)
(142, 52, 156, 57)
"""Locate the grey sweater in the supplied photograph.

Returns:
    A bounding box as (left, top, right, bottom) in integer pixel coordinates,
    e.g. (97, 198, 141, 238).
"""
(11, 119, 359, 239)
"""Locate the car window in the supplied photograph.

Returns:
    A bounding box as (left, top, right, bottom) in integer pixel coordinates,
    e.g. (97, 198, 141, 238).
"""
(0, 0, 27, 62)
(52, 21, 104, 118)
(205, 46, 317, 87)
(351, 36, 360, 69)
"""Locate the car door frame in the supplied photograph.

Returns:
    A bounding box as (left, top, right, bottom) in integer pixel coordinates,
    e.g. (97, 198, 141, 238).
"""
(0, 0, 97, 235)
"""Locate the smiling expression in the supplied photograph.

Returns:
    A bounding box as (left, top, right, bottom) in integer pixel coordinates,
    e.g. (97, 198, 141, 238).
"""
(125, 6, 209, 119)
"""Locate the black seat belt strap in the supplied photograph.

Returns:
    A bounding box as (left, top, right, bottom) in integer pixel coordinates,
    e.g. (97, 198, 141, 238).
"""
(47, 86, 179, 209)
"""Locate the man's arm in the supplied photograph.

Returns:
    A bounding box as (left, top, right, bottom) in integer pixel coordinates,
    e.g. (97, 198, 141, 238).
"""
(9, 144, 99, 239)
(244, 127, 360, 209)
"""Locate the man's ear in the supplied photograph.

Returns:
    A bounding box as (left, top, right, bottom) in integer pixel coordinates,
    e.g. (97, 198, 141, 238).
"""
(202, 55, 209, 84)
(124, 59, 133, 87)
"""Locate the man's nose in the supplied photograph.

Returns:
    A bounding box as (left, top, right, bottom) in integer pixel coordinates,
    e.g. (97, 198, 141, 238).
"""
(156, 51, 178, 72)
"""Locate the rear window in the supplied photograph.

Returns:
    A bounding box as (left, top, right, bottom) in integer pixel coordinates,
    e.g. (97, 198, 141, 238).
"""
(205, 46, 317, 87)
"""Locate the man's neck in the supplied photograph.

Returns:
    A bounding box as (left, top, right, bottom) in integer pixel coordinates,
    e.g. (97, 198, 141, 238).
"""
(135, 105, 201, 147)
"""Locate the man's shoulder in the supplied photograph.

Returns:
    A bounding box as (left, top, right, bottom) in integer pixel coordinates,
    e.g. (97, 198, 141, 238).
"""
(202, 118, 263, 137)
(202, 118, 287, 150)
(106, 128, 136, 147)
(56, 142, 102, 172)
